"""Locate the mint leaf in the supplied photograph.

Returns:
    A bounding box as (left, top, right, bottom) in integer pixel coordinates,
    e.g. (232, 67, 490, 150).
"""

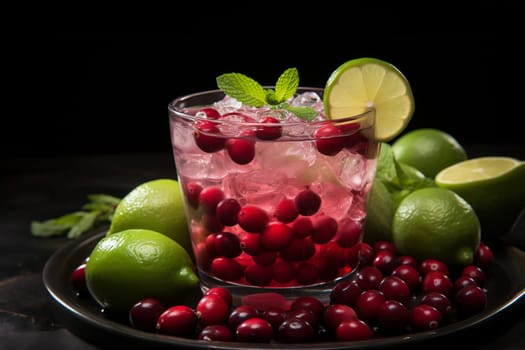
(275, 68, 299, 103)
(31, 212, 84, 237)
(216, 73, 267, 107)
(285, 106, 317, 121)
(67, 211, 99, 239)
(265, 89, 278, 105)
(88, 193, 121, 206)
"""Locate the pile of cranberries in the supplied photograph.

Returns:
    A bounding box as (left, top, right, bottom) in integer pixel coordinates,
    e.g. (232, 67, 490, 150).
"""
(71, 240, 494, 343)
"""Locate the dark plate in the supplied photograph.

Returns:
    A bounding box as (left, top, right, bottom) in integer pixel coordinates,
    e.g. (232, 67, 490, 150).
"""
(43, 229, 525, 350)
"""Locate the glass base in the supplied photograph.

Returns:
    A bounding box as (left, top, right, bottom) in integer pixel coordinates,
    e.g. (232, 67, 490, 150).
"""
(197, 268, 358, 308)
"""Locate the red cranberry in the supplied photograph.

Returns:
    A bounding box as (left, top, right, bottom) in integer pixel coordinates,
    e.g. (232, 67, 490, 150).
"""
(198, 107, 221, 119)
(71, 263, 89, 296)
(454, 275, 479, 293)
(197, 325, 233, 341)
(313, 123, 345, 156)
(240, 233, 261, 255)
(422, 271, 453, 297)
(455, 285, 487, 318)
(330, 280, 362, 307)
(202, 213, 224, 233)
(280, 238, 315, 261)
(420, 258, 449, 276)
(294, 189, 321, 216)
(474, 242, 494, 271)
(355, 289, 385, 324)
(336, 318, 374, 341)
(198, 186, 225, 214)
(252, 251, 277, 266)
(183, 181, 202, 208)
(193, 120, 225, 153)
(419, 292, 452, 317)
(226, 136, 255, 165)
(244, 263, 273, 286)
(322, 304, 358, 332)
(206, 231, 242, 258)
(291, 217, 314, 238)
(278, 318, 315, 342)
(373, 240, 397, 254)
(378, 276, 411, 305)
(156, 305, 197, 337)
(356, 266, 383, 290)
(373, 250, 398, 275)
(461, 265, 486, 287)
(255, 116, 282, 140)
(290, 296, 325, 320)
(295, 262, 320, 285)
(237, 205, 269, 233)
(196, 294, 230, 326)
(261, 307, 286, 330)
(272, 259, 294, 283)
(409, 304, 442, 331)
(228, 304, 260, 330)
(129, 298, 166, 332)
(335, 218, 362, 247)
(260, 222, 293, 251)
(391, 264, 421, 291)
(286, 308, 319, 329)
(216, 198, 241, 226)
(274, 198, 299, 223)
(236, 318, 274, 342)
(397, 255, 419, 269)
(377, 300, 409, 331)
(359, 242, 375, 266)
(210, 257, 243, 281)
(311, 215, 338, 244)
(205, 287, 233, 308)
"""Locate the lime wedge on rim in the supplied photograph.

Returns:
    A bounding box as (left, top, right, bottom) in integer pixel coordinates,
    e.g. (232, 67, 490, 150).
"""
(435, 157, 525, 240)
(324, 57, 414, 141)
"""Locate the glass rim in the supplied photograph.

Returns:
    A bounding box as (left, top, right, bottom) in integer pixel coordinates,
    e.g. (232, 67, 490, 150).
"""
(168, 87, 374, 127)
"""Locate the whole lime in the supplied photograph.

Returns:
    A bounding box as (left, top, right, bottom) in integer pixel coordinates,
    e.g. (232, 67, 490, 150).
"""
(435, 157, 525, 240)
(85, 229, 199, 313)
(392, 187, 480, 267)
(107, 178, 191, 254)
(392, 128, 467, 178)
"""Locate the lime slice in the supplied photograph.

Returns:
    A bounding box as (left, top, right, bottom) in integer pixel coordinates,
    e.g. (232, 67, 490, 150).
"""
(324, 58, 414, 141)
(435, 157, 525, 240)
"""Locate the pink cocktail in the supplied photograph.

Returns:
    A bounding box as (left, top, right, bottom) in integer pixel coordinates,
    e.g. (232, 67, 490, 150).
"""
(169, 88, 379, 303)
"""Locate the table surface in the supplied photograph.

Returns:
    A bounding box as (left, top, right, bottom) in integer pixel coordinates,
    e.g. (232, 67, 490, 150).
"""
(2, 147, 525, 350)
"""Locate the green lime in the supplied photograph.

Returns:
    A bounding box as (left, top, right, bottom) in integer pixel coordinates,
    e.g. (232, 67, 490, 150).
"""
(324, 57, 415, 142)
(392, 187, 481, 267)
(85, 228, 199, 312)
(107, 178, 191, 254)
(391, 128, 467, 178)
(435, 157, 525, 240)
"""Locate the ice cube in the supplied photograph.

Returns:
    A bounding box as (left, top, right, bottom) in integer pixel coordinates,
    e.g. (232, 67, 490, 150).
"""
(334, 150, 369, 191)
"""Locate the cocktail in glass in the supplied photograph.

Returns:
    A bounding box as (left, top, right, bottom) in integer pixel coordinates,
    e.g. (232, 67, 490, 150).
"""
(168, 87, 379, 305)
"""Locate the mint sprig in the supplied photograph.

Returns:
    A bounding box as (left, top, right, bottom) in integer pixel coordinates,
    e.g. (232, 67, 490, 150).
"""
(216, 68, 317, 120)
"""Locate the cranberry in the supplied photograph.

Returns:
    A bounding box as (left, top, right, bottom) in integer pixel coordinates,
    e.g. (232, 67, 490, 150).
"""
(287, 308, 319, 329)
(236, 318, 274, 342)
(355, 289, 385, 324)
(252, 251, 277, 266)
(278, 318, 315, 342)
(244, 263, 273, 286)
(322, 304, 358, 332)
(291, 296, 325, 320)
(335, 218, 362, 247)
(336, 318, 374, 341)
(260, 222, 293, 251)
(193, 120, 225, 153)
(255, 116, 282, 140)
(391, 264, 421, 291)
(240, 233, 261, 255)
(474, 242, 494, 271)
(183, 181, 202, 208)
(196, 294, 230, 326)
(455, 285, 487, 318)
(129, 298, 166, 332)
(210, 257, 243, 281)
(198, 186, 225, 214)
(274, 198, 299, 223)
(420, 258, 449, 276)
(228, 304, 260, 330)
(453, 275, 478, 293)
(294, 189, 321, 216)
(205, 287, 233, 308)
(419, 292, 452, 317)
(377, 300, 409, 331)
(280, 238, 315, 261)
(291, 217, 314, 238)
(313, 123, 345, 156)
(216, 198, 241, 226)
(356, 266, 383, 290)
(237, 205, 269, 233)
(197, 325, 233, 341)
(202, 213, 224, 233)
(461, 265, 486, 287)
(198, 107, 221, 119)
(373, 240, 397, 254)
(397, 255, 419, 269)
(71, 263, 89, 296)
(206, 231, 242, 258)
(378, 276, 411, 305)
(261, 307, 286, 331)
(226, 136, 255, 165)
(330, 280, 362, 307)
(359, 242, 375, 266)
(311, 215, 338, 244)
(409, 304, 442, 331)
(272, 259, 294, 283)
(373, 250, 398, 275)
(156, 305, 197, 337)
(295, 262, 320, 285)
(422, 271, 453, 297)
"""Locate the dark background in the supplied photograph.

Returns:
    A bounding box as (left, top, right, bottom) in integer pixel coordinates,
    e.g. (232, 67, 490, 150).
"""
(8, 29, 524, 157)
